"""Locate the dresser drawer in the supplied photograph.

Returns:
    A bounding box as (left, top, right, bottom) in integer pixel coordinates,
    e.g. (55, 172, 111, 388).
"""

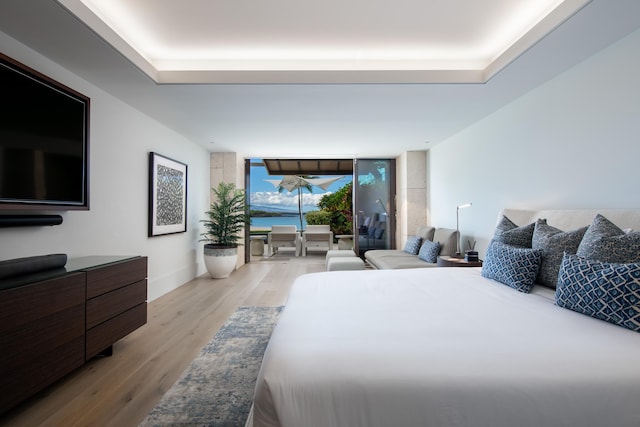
(1, 333, 85, 414)
(0, 273, 85, 332)
(86, 279, 147, 329)
(86, 257, 147, 298)
(86, 303, 147, 360)
(0, 273, 86, 414)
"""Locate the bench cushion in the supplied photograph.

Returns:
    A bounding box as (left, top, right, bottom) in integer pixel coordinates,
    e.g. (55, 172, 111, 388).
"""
(327, 257, 365, 271)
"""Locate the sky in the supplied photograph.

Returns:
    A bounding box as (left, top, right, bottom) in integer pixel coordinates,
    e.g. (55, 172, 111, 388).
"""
(249, 162, 352, 213)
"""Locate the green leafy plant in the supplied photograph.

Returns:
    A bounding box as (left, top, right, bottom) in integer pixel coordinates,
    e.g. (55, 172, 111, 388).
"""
(315, 182, 353, 236)
(305, 210, 332, 225)
(200, 182, 249, 247)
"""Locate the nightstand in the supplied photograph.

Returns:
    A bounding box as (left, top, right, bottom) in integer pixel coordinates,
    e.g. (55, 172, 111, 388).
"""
(437, 255, 483, 267)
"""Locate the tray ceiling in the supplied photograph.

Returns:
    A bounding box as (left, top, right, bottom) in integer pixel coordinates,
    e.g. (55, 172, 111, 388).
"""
(57, 0, 591, 83)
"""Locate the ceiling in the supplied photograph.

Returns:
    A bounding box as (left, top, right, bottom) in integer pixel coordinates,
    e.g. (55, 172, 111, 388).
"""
(1, 0, 639, 158)
(57, 0, 588, 84)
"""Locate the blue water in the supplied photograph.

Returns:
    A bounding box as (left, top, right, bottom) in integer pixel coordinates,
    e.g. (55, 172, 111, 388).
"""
(251, 216, 307, 229)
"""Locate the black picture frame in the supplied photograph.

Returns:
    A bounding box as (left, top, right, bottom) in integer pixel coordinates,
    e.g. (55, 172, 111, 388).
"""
(148, 152, 187, 237)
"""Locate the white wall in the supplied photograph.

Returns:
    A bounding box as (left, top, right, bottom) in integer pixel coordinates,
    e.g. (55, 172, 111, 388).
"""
(429, 27, 640, 258)
(1, 33, 210, 301)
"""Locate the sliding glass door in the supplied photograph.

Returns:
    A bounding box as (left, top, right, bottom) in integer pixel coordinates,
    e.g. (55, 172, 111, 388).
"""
(353, 159, 396, 257)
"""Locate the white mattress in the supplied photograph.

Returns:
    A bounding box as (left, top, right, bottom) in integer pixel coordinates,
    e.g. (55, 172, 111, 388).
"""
(253, 267, 640, 427)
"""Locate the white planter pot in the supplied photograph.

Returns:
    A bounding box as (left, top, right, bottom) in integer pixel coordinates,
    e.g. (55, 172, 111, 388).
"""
(204, 244, 238, 279)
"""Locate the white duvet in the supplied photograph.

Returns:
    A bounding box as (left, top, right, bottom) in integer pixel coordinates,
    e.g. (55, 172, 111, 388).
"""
(252, 267, 640, 427)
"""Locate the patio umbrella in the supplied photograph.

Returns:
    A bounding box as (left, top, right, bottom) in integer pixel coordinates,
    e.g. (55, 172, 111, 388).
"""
(265, 175, 343, 230)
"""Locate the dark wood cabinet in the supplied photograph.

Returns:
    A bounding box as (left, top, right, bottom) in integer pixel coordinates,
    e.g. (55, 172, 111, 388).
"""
(0, 273, 86, 414)
(0, 256, 147, 414)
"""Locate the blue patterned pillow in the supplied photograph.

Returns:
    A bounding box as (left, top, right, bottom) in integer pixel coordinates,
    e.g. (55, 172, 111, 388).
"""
(481, 240, 543, 293)
(418, 240, 441, 263)
(532, 220, 588, 289)
(576, 214, 640, 263)
(493, 215, 540, 248)
(403, 235, 422, 254)
(556, 254, 640, 332)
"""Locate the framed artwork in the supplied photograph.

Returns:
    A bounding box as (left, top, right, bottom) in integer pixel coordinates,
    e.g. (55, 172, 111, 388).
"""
(148, 152, 187, 236)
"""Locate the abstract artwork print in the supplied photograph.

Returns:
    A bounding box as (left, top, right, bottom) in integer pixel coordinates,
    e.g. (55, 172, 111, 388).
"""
(149, 152, 187, 236)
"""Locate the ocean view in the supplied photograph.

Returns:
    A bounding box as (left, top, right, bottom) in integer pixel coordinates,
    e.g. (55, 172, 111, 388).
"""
(250, 215, 307, 230)
(248, 163, 352, 231)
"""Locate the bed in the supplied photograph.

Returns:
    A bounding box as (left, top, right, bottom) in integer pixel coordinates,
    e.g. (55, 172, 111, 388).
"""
(252, 209, 640, 427)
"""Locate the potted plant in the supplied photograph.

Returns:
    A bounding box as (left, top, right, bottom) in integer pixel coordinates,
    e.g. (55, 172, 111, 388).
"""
(200, 182, 249, 278)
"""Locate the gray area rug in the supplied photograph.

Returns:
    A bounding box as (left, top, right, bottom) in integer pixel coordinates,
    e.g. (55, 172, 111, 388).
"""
(140, 306, 283, 427)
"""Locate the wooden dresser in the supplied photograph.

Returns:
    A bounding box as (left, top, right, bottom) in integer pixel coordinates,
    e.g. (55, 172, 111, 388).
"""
(0, 256, 147, 414)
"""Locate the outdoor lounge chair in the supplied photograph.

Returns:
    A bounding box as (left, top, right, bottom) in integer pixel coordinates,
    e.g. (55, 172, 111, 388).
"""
(267, 225, 301, 256)
(301, 225, 333, 256)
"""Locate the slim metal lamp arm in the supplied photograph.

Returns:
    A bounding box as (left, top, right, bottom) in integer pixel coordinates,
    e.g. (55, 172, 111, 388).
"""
(455, 203, 472, 256)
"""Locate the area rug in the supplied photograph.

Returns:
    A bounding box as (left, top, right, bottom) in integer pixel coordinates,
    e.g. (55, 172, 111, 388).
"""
(140, 306, 284, 427)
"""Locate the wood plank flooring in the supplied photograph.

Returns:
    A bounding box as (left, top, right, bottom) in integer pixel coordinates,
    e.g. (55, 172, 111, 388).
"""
(0, 250, 326, 427)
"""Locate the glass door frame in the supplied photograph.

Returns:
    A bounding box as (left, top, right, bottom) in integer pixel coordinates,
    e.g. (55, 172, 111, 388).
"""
(353, 158, 396, 257)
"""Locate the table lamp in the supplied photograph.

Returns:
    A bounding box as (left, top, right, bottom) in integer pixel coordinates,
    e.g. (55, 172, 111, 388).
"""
(456, 203, 472, 257)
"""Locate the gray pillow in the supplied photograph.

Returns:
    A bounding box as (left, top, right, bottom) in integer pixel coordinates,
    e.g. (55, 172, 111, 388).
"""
(532, 220, 588, 289)
(493, 215, 539, 248)
(576, 214, 640, 263)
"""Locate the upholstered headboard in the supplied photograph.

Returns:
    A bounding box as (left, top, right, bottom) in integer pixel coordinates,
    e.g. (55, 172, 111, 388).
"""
(499, 209, 640, 232)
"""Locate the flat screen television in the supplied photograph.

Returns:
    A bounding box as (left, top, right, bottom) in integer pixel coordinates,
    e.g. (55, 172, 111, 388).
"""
(0, 52, 90, 211)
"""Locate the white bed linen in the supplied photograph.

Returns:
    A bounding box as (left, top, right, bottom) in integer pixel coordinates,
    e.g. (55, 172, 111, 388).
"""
(253, 267, 640, 427)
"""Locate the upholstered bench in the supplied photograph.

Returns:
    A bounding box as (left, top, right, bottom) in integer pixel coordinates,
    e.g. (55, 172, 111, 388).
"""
(327, 257, 365, 271)
(325, 249, 357, 269)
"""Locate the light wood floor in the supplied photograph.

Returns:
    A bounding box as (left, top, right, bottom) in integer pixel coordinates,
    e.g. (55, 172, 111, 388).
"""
(0, 249, 326, 427)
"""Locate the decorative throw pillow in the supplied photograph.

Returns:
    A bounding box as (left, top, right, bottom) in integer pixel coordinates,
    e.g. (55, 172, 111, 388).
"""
(493, 215, 540, 248)
(556, 254, 640, 332)
(481, 240, 543, 293)
(532, 220, 588, 289)
(576, 214, 640, 263)
(403, 235, 422, 254)
(374, 226, 385, 240)
(418, 240, 441, 263)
